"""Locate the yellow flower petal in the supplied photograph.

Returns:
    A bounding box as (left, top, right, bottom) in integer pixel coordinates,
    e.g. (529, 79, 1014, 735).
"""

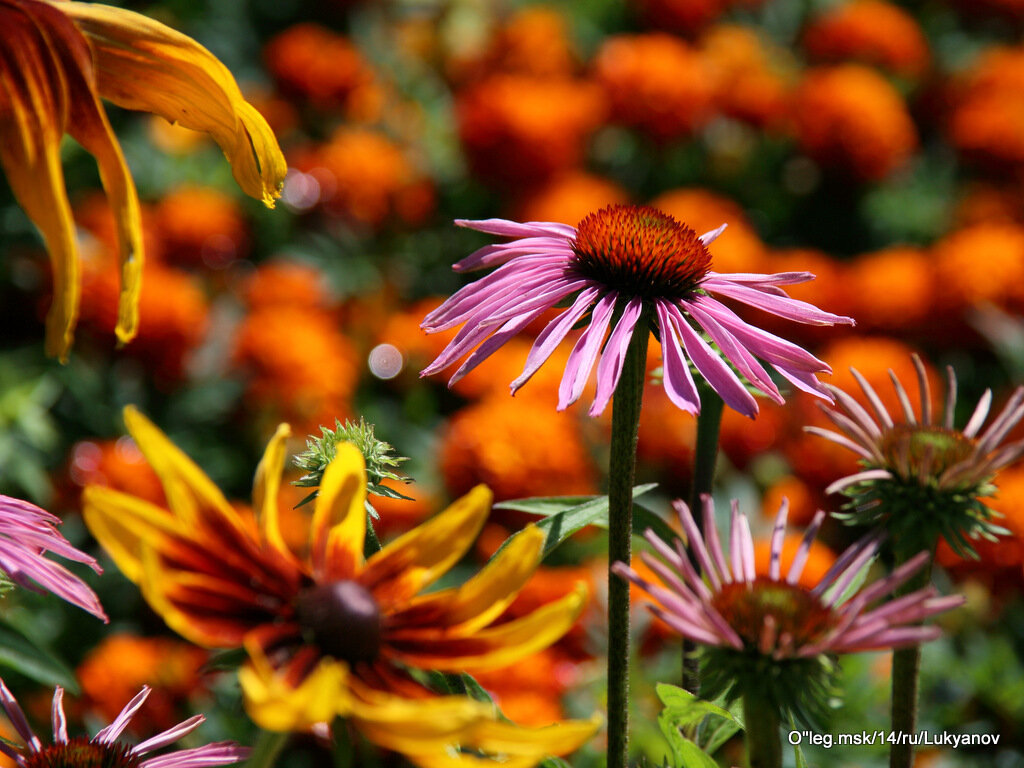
(123, 406, 243, 533)
(239, 655, 350, 733)
(310, 442, 366, 581)
(468, 715, 602, 757)
(395, 525, 545, 636)
(363, 485, 493, 604)
(81, 485, 177, 583)
(58, 0, 287, 206)
(252, 423, 300, 568)
(387, 584, 588, 672)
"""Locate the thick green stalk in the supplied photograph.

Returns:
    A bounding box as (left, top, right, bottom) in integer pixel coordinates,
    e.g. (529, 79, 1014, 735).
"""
(889, 556, 934, 768)
(743, 693, 782, 768)
(246, 730, 289, 768)
(607, 322, 649, 768)
(683, 383, 724, 695)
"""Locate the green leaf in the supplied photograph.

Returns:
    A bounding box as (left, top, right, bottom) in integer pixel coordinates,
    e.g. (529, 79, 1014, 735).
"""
(492, 484, 658, 558)
(538, 758, 572, 768)
(657, 711, 720, 768)
(656, 683, 738, 729)
(0, 623, 77, 692)
(633, 503, 679, 548)
(788, 711, 809, 768)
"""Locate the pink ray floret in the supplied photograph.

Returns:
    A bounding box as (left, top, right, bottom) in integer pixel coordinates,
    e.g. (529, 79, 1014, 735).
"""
(421, 208, 854, 417)
(613, 497, 963, 659)
(0, 494, 106, 621)
(0, 680, 249, 768)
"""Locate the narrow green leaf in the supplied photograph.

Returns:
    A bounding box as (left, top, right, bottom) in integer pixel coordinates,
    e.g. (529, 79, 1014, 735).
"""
(0, 624, 77, 692)
(656, 683, 737, 728)
(492, 484, 658, 559)
(633, 504, 680, 549)
(788, 711, 809, 768)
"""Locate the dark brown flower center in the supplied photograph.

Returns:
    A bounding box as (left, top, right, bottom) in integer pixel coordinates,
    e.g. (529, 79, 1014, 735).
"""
(22, 738, 141, 768)
(878, 425, 976, 479)
(295, 580, 382, 664)
(711, 578, 835, 651)
(570, 205, 713, 299)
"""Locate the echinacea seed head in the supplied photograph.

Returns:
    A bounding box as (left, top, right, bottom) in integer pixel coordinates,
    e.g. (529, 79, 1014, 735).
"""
(22, 737, 141, 768)
(711, 578, 835, 650)
(570, 205, 712, 299)
(878, 424, 976, 480)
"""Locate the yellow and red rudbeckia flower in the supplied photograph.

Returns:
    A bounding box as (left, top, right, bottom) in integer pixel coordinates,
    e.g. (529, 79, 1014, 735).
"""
(0, 0, 286, 360)
(82, 407, 597, 765)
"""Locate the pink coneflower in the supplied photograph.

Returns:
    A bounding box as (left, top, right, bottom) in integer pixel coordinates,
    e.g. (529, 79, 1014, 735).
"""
(0, 495, 106, 621)
(613, 497, 962, 720)
(0, 681, 249, 768)
(421, 205, 853, 417)
(808, 354, 1024, 556)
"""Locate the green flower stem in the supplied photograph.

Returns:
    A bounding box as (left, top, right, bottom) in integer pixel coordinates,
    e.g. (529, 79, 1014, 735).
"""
(683, 382, 724, 696)
(743, 692, 782, 768)
(607, 321, 649, 768)
(364, 504, 383, 555)
(246, 730, 289, 768)
(889, 554, 935, 768)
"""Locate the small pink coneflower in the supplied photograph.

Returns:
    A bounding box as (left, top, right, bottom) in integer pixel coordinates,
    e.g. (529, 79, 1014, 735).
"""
(421, 205, 853, 417)
(613, 497, 962, 721)
(808, 354, 1024, 557)
(0, 681, 249, 768)
(0, 494, 105, 621)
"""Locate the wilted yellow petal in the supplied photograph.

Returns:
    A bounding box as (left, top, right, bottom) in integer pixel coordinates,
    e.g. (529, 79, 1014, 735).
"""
(58, 0, 287, 206)
(0, 1, 86, 360)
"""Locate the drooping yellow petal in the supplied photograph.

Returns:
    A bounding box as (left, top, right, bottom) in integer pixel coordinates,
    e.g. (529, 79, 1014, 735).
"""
(81, 485, 178, 583)
(310, 442, 366, 581)
(59, 62, 143, 346)
(57, 0, 287, 206)
(386, 584, 588, 672)
(362, 486, 493, 605)
(393, 526, 545, 636)
(252, 423, 301, 568)
(407, 754, 540, 768)
(0, 1, 84, 360)
(239, 654, 350, 733)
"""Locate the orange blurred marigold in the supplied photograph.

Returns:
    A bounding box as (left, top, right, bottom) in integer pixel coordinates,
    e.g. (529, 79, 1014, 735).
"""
(792, 64, 917, 181)
(948, 46, 1024, 170)
(485, 6, 578, 79)
(802, 0, 930, 78)
(263, 24, 373, 110)
(754, 532, 837, 589)
(761, 475, 822, 528)
(78, 254, 208, 381)
(937, 465, 1024, 572)
(67, 437, 165, 507)
(701, 24, 793, 130)
(845, 246, 934, 332)
(439, 396, 597, 502)
(77, 634, 208, 732)
(232, 306, 357, 434)
(594, 33, 715, 143)
(932, 223, 1024, 313)
(241, 260, 334, 312)
(297, 127, 433, 228)
(515, 171, 629, 226)
(457, 74, 606, 188)
(155, 186, 248, 269)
